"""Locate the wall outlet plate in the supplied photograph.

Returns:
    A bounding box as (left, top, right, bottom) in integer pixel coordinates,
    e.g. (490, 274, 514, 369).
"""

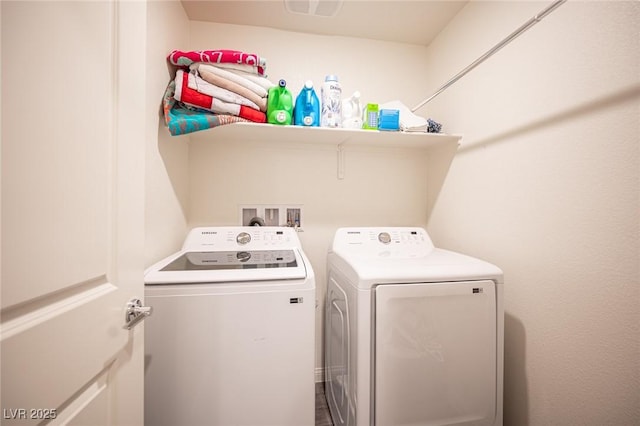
(239, 204, 304, 229)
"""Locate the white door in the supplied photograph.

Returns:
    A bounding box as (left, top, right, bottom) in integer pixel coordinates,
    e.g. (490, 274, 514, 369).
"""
(1, 1, 147, 425)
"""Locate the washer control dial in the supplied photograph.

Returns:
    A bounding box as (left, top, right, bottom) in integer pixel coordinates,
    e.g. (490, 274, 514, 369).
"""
(236, 232, 251, 245)
(236, 251, 251, 262)
(378, 232, 391, 244)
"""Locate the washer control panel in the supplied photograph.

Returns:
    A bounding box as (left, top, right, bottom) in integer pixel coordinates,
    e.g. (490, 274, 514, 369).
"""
(182, 226, 300, 250)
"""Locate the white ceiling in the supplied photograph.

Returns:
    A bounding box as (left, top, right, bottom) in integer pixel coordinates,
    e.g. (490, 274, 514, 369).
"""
(180, 0, 468, 46)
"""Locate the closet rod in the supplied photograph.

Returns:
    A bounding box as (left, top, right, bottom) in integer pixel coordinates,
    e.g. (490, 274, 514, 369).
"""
(411, 0, 566, 112)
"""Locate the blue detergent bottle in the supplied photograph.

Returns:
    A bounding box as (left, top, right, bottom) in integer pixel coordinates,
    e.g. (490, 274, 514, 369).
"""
(294, 80, 320, 127)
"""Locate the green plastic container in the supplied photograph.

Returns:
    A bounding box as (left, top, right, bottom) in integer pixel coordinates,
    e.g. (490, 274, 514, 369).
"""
(267, 79, 293, 125)
(362, 103, 379, 130)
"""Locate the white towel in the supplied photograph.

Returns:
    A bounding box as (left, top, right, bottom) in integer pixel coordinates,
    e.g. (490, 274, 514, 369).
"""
(191, 63, 272, 98)
(187, 71, 260, 111)
(229, 68, 277, 92)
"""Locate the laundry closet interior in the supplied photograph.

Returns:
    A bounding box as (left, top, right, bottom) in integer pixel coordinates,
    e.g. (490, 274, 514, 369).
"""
(143, 1, 638, 425)
(148, 0, 466, 382)
(2, 0, 637, 424)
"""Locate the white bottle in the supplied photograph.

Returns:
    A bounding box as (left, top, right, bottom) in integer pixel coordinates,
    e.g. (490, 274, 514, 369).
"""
(341, 91, 363, 129)
(321, 75, 342, 128)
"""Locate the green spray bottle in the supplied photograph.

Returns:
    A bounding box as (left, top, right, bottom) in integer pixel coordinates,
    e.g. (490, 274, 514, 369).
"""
(267, 79, 293, 125)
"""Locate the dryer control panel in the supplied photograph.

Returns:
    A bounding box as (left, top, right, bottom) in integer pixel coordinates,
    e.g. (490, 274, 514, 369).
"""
(332, 227, 435, 258)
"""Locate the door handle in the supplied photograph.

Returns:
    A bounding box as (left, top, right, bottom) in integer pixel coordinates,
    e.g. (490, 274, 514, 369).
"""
(124, 298, 153, 330)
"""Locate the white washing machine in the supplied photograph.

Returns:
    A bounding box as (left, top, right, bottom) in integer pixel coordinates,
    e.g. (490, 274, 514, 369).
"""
(325, 227, 503, 426)
(144, 226, 315, 426)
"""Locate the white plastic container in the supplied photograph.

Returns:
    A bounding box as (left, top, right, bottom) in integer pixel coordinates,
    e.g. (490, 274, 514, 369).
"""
(341, 91, 363, 129)
(321, 75, 342, 128)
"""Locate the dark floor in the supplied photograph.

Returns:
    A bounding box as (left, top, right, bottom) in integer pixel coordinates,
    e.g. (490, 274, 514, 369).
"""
(315, 382, 333, 426)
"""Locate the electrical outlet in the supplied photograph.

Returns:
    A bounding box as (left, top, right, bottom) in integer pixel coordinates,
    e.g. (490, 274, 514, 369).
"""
(239, 204, 304, 229)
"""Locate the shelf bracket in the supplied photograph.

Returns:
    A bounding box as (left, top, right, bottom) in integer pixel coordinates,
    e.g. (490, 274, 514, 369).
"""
(337, 143, 345, 180)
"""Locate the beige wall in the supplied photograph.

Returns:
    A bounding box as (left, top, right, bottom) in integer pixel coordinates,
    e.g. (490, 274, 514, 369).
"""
(145, 0, 191, 266)
(188, 21, 434, 111)
(423, 2, 640, 425)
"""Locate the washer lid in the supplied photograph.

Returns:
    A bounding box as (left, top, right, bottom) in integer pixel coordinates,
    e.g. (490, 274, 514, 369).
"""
(145, 248, 308, 284)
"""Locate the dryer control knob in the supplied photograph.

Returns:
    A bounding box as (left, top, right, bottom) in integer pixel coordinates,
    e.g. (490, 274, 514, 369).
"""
(378, 232, 391, 244)
(236, 232, 251, 245)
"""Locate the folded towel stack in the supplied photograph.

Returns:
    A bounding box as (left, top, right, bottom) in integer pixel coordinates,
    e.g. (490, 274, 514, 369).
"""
(168, 49, 275, 124)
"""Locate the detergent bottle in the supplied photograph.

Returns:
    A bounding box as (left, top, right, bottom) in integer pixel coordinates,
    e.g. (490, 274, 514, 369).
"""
(294, 80, 320, 127)
(267, 79, 293, 125)
(321, 75, 342, 128)
(341, 91, 363, 129)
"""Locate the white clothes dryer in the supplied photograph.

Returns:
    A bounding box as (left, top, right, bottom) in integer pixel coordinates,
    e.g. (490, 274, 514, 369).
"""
(144, 226, 315, 426)
(325, 227, 503, 426)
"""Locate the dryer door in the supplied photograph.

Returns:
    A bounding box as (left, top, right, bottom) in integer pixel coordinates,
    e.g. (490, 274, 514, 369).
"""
(374, 280, 497, 426)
